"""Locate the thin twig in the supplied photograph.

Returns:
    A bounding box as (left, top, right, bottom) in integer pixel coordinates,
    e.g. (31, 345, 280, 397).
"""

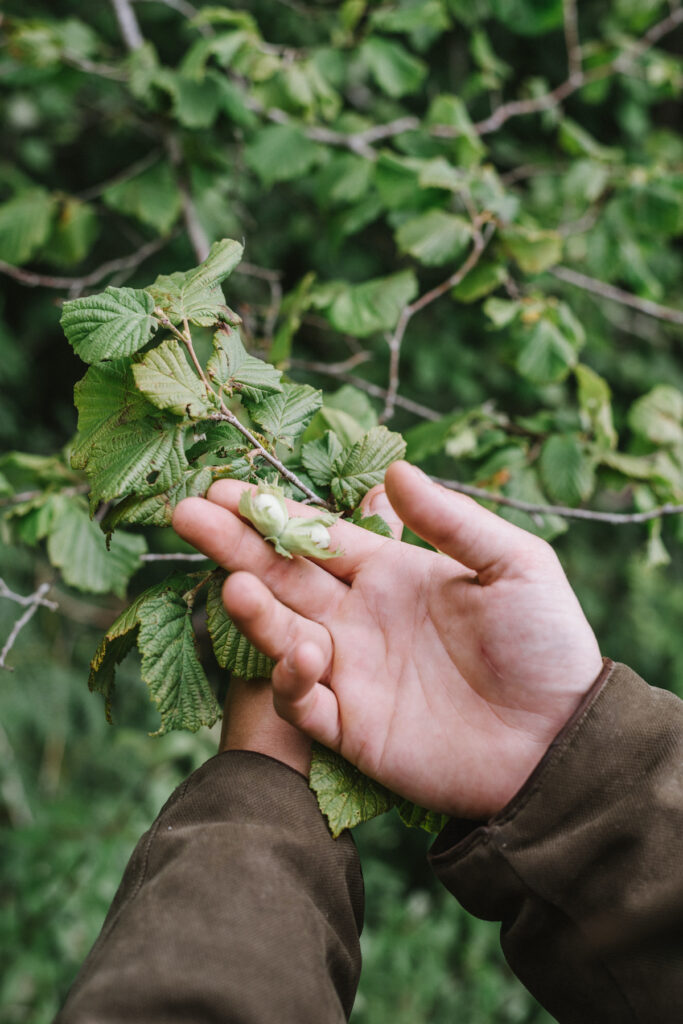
(0, 236, 170, 297)
(0, 484, 89, 509)
(551, 267, 683, 326)
(140, 552, 209, 561)
(379, 222, 494, 423)
(0, 582, 56, 671)
(431, 477, 683, 525)
(214, 405, 329, 506)
(289, 359, 442, 421)
(0, 579, 59, 611)
(562, 0, 583, 81)
(111, 0, 145, 50)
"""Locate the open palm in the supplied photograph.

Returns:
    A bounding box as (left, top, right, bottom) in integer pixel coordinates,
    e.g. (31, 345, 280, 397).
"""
(173, 462, 602, 819)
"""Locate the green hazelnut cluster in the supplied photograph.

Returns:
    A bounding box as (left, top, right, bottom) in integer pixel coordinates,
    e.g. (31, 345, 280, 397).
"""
(239, 480, 342, 560)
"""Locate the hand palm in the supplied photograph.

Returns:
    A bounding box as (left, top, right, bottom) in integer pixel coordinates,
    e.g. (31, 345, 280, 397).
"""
(174, 462, 601, 818)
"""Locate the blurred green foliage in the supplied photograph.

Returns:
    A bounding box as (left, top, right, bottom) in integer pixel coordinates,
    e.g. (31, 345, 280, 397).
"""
(1, 0, 682, 1020)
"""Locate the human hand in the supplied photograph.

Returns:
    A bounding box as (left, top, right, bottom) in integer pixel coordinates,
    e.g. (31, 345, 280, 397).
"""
(173, 462, 602, 819)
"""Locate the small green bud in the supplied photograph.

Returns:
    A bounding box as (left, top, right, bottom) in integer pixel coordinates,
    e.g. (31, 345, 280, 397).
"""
(238, 480, 342, 560)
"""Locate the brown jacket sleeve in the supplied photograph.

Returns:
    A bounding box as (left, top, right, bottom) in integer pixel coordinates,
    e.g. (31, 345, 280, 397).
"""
(55, 750, 364, 1024)
(429, 660, 683, 1023)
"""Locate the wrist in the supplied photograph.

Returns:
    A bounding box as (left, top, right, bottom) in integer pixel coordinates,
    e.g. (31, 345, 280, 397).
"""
(220, 677, 312, 776)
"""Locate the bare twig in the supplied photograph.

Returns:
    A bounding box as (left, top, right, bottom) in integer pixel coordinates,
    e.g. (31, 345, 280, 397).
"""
(562, 0, 583, 81)
(111, 0, 145, 50)
(379, 222, 494, 423)
(213, 405, 329, 506)
(140, 552, 209, 561)
(551, 267, 683, 327)
(431, 477, 683, 525)
(289, 359, 442, 421)
(0, 236, 171, 297)
(133, 0, 200, 19)
(0, 582, 56, 671)
(0, 484, 89, 509)
(0, 579, 58, 611)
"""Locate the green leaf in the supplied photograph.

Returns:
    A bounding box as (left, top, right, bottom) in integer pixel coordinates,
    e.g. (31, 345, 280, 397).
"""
(628, 386, 683, 446)
(348, 508, 393, 538)
(539, 434, 596, 506)
(102, 467, 214, 530)
(46, 497, 146, 597)
(72, 361, 189, 508)
(325, 270, 418, 338)
(0, 188, 56, 264)
(500, 225, 562, 274)
(360, 36, 427, 98)
(516, 317, 577, 385)
(60, 287, 156, 364)
(452, 262, 508, 303)
(303, 407, 366, 448)
(147, 239, 244, 327)
(330, 426, 407, 508)
(133, 339, 211, 419)
(207, 329, 283, 402)
(269, 272, 316, 364)
(172, 73, 222, 129)
(426, 94, 485, 167)
(138, 586, 220, 735)
(418, 157, 467, 193)
(575, 364, 617, 450)
(395, 209, 472, 266)
(397, 800, 448, 833)
(404, 413, 464, 461)
(309, 744, 397, 836)
(41, 198, 98, 266)
(301, 431, 344, 488)
(324, 385, 378, 431)
(103, 161, 182, 234)
(247, 383, 322, 445)
(206, 571, 274, 678)
(244, 124, 322, 186)
(483, 297, 521, 327)
(489, 0, 563, 36)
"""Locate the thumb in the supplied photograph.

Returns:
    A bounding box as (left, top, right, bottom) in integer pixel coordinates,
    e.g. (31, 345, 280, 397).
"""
(360, 483, 404, 541)
(384, 461, 543, 579)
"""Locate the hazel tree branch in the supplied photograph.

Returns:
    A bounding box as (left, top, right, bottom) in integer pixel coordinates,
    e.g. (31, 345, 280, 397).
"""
(0, 236, 171, 298)
(562, 0, 583, 81)
(0, 582, 57, 671)
(430, 477, 683, 525)
(379, 221, 494, 423)
(551, 266, 683, 327)
(111, 0, 145, 50)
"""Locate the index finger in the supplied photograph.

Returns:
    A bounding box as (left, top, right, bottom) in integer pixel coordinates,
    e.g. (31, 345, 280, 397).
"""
(206, 478, 397, 580)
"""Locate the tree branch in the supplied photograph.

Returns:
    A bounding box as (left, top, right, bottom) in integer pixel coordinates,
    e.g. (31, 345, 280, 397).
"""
(140, 552, 209, 561)
(379, 221, 494, 423)
(562, 0, 583, 81)
(430, 477, 683, 525)
(551, 266, 683, 327)
(0, 236, 171, 297)
(0, 582, 56, 671)
(111, 0, 145, 50)
(289, 358, 442, 420)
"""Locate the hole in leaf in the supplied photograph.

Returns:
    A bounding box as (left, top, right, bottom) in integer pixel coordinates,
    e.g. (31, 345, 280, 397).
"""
(147, 470, 160, 485)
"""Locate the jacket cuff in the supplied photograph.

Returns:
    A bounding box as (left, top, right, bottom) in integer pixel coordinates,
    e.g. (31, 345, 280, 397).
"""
(427, 662, 683, 1021)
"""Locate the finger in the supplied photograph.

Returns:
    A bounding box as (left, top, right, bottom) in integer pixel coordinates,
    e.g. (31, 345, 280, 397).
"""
(173, 497, 344, 622)
(206, 478, 394, 579)
(360, 484, 404, 541)
(222, 572, 333, 665)
(272, 641, 341, 750)
(385, 461, 549, 580)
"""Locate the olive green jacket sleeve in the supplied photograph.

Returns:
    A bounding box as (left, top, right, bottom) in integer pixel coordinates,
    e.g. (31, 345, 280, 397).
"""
(55, 750, 364, 1024)
(429, 660, 683, 1023)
